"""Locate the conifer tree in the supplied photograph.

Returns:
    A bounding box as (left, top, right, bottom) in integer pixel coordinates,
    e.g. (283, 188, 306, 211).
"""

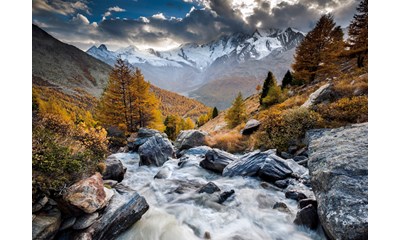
(212, 107, 219, 119)
(225, 92, 246, 128)
(292, 14, 344, 84)
(281, 70, 293, 89)
(260, 72, 276, 104)
(262, 76, 285, 107)
(348, 0, 368, 68)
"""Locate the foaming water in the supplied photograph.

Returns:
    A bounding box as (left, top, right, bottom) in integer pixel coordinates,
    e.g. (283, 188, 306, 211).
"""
(114, 153, 325, 240)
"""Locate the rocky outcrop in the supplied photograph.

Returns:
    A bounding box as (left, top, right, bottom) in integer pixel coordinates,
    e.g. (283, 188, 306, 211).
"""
(174, 130, 208, 151)
(63, 173, 109, 214)
(308, 123, 368, 240)
(257, 154, 293, 182)
(222, 150, 275, 177)
(73, 184, 149, 240)
(102, 156, 126, 182)
(200, 148, 238, 173)
(138, 135, 175, 166)
(32, 207, 61, 240)
(127, 128, 168, 151)
(241, 119, 261, 135)
(302, 83, 333, 108)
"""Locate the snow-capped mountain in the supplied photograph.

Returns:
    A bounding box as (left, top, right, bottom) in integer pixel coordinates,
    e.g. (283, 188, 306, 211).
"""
(87, 27, 305, 109)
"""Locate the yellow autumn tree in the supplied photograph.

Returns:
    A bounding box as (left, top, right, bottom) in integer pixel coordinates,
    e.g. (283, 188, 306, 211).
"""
(97, 58, 164, 132)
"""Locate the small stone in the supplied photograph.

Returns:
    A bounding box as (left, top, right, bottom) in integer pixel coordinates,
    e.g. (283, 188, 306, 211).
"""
(59, 217, 76, 231)
(285, 190, 307, 201)
(204, 231, 211, 239)
(198, 182, 221, 194)
(273, 202, 291, 213)
(274, 179, 290, 189)
(293, 204, 319, 229)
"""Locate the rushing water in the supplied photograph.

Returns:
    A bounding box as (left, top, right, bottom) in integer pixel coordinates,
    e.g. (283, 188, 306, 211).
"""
(114, 152, 326, 240)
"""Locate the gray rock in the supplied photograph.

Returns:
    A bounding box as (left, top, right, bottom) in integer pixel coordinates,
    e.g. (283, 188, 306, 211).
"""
(198, 182, 221, 194)
(298, 199, 317, 209)
(217, 190, 235, 204)
(285, 190, 307, 201)
(257, 154, 293, 182)
(174, 130, 208, 150)
(73, 184, 149, 240)
(280, 152, 293, 159)
(59, 217, 76, 231)
(301, 83, 332, 108)
(241, 119, 261, 135)
(308, 123, 368, 240)
(32, 208, 61, 240)
(222, 149, 276, 177)
(274, 179, 290, 189)
(102, 156, 126, 182)
(73, 212, 99, 230)
(138, 135, 175, 166)
(293, 156, 308, 162)
(284, 158, 309, 178)
(293, 204, 319, 229)
(33, 196, 48, 213)
(127, 128, 167, 151)
(154, 165, 173, 179)
(273, 202, 290, 213)
(200, 148, 238, 173)
(180, 146, 212, 157)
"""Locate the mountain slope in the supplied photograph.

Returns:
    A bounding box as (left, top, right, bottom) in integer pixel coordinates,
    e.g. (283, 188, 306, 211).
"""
(87, 28, 304, 108)
(32, 24, 210, 119)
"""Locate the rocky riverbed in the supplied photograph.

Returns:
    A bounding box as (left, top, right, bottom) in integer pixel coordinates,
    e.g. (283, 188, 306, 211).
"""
(32, 124, 368, 240)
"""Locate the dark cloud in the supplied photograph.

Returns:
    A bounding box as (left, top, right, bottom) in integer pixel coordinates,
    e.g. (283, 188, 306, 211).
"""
(32, 0, 359, 50)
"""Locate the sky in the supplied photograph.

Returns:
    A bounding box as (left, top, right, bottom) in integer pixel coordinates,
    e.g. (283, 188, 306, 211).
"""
(32, 0, 359, 51)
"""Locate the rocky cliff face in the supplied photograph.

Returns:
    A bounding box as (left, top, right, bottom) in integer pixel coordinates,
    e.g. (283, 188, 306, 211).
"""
(307, 123, 368, 240)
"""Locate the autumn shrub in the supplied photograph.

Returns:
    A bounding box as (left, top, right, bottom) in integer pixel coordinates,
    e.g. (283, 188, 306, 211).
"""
(316, 96, 368, 127)
(257, 107, 322, 152)
(97, 162, 107, 174)
(205, 130, 247, 153)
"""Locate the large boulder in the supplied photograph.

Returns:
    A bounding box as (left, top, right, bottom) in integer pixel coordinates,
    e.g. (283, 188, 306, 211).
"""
(73, 184, 149, 240)
(102, 156, 126, 182)
(200, 148, 238, 173)
(127, 128, 168, 151)
(257, 154, 293, 182)
(241, 119, 261, 135)
(32, 207, 61, 240)
(308, 123, 368, 240)
(222, 149, 276, 177)
(138, 135, 175, 166)
(63, 173, 109, 214)
(302, 83, 333, 108)
(174, 130, 208, 150)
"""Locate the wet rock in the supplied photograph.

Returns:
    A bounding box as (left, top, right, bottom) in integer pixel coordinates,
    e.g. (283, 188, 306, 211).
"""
(284, 158, 309, 178)
(59, 217, 76, 231)
(293, 156, 307, 162)
(257, 154, 293, 182)
(260, 182, 282, 191)
(274, 179, 290, 189)
(293, 204, 319, 229)
(308, 123, 368, 240)
(73, 184, 149, 240)
(127, 128, 168, 151)
(103, 180, 118, 188)
(222, 149, 276, 177)
(217, 190, 235, 204)
(32, 207, 61, 240)
(204, 231, 211, 239)
(294, 147, 308, 157)
(174, 130, 208, 150)
(241, 119, 261, 135)
(63, 173, 109, 214)
(173, 180, 203, 194)
(273, 202, 291, 213)
(154, 165, 173, 179)
(73, 212, 99, 230)
(33, 196, 48, 213)
(200, 148, 238, 173)
(179, 146, 212, 157)
(302, 83, 333, 108)
(198, 182, 221, 194)
(298, 199, 317, 209)
(280, 152, 293, 159)
(102, 156, 126, 182)
(285, 190, 307, 201)
(138, 135, 175, 167)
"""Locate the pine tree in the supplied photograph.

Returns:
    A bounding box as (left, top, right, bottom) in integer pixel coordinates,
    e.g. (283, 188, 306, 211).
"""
(281, 70, 293, 89)
(262, 76, 285, 107)
(348, 0, 368, 68)
(292, 14, 344, 84)
(164, 115, 180, 139)
(225, 92, 246, 128)
(212, 107, 219, 118)
(97, 58, 164, 133)
(260, 72, 276, 104)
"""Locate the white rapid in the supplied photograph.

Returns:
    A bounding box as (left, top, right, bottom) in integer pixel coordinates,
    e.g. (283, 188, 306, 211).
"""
(114, 153, 326, 240)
